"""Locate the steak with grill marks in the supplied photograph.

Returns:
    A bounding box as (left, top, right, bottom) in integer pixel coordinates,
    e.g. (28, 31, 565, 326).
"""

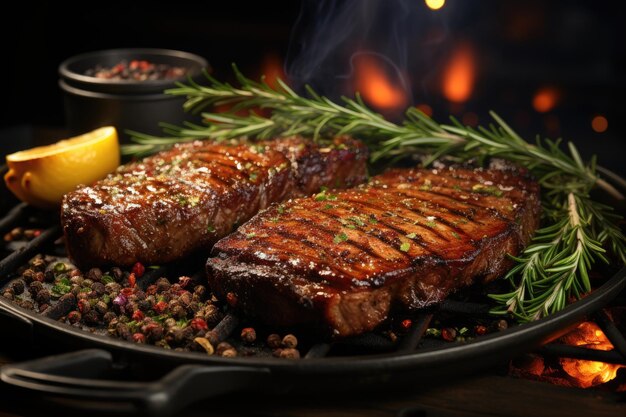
(61, 136, 367, 268)
(207, 162, 541, 338)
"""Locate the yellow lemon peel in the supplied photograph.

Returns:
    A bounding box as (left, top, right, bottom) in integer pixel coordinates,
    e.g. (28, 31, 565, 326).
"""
(4, 126, 120, 208)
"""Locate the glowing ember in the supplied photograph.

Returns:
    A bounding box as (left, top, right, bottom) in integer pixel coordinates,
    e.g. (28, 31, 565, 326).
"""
(559, 322, 624, 388)
(532, 87, 559, 113)
(354, 55, 408, 111)
(591, 115, 608, 133)
(442, 42, 475, 103)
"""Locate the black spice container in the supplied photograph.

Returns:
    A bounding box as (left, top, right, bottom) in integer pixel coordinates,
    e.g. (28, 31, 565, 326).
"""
(58, 48, 209, 143)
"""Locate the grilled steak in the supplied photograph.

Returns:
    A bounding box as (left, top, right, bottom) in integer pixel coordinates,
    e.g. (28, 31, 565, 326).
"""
(207, 162, 541, 337)
(62, 136, 367, 268)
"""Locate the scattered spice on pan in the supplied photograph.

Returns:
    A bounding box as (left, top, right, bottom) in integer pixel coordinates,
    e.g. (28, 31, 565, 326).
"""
(1, 254, 303, 359)
(3, 227, 42, 242)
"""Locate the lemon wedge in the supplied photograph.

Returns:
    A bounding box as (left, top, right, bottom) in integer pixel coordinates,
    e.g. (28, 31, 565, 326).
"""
(4, 126, 120, 208)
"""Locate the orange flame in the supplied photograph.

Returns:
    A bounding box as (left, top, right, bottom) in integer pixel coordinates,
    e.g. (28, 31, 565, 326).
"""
(261, 52, 287, 90)
(354, 55, 408, 111)
(533, 87, 559, 113)
(442, 42, 475, 103)
(559, 322, 624, 388)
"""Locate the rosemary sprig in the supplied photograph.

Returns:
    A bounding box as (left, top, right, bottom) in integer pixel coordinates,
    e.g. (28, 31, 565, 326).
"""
(124, 65, 626, 322)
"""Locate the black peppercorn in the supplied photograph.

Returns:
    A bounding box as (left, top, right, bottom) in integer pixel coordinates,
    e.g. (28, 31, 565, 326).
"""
(156, 277, 170, 292)
(87, 268, 102, 282)
(103, 311, 117, 324)
(44, 270, 55, 283)
(116, 323, 131, 340)
(267, 334, 282, 349)
(92, 282, 105, 296)
(35, 289, 51, 305)
(28, 281, 43, 296)
(10, 280, 25, 295)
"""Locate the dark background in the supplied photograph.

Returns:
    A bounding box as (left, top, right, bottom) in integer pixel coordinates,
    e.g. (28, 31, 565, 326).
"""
(1, 0, 624, 175)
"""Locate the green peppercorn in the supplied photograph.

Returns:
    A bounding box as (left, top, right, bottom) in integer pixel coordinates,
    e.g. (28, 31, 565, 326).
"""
(110, 267, 124, 282)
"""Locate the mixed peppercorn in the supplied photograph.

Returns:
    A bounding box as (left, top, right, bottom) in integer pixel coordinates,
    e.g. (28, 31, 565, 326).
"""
(2, 254, 510, 355)
(2, 254, 300, 358)
(85, 60, 187, 81)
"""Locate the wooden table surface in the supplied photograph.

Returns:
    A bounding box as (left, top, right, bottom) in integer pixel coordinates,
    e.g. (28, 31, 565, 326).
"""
(1, 350, 624, 417)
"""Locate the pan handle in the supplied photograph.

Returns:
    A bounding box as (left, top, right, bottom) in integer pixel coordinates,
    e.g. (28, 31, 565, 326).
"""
(0, 348, 271, 416)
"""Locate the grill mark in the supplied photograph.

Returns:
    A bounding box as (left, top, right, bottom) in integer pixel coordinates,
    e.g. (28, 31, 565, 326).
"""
(393, 188, 511, 223)
(271, 217, 401, 277)
(290, 213, 413, 263)
(391, 203, 473, 238)
(320, 196, 440, 259)
(340, 192, 451, 242)
(310, 208, 416, 261)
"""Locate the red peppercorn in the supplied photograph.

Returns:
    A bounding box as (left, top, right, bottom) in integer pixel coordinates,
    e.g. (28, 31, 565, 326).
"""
(474, 325, 488, 336)
(240, 327, 256, 343)
(132, 310, 145, 321)
(401, 319, 412, 331)
(132, 333, 146, 344)
(226, 292, 238, 307)
(128, 272, 136, 288)
(68, 311, 82, 324)
(190, 317, 208, 332)
(441, 328, 457, 342)
(153, 300, 168, 314)
(145, 284, 158, 295)
(178, 276, 191, 288)
(77, 298, 91, 314)
(132, 262, 145, 278)
(121, 287, 134, 297)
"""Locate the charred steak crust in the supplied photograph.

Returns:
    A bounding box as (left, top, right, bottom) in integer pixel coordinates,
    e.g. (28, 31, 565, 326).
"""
(207, 163, 541, 337)
(61, 136, 367, 268)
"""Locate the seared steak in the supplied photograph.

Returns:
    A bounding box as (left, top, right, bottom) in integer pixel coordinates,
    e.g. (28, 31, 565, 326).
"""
(62, 136, 367, 268)
(207, 162, 541, 337)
